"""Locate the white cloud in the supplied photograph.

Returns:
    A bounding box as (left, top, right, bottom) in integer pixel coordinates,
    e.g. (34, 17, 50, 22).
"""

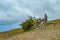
(0, 0, 35, 22)
(54, 6, 60, 10)
(49, 0, 56, 3)
(0, 0, 59, 22)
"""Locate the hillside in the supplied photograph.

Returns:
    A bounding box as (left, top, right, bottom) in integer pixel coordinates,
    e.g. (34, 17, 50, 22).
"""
(0, 19, 60, 40)
(0, 28, 23, 39)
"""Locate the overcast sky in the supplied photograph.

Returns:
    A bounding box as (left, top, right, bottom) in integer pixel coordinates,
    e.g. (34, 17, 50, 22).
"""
(0, 0, 60, 32)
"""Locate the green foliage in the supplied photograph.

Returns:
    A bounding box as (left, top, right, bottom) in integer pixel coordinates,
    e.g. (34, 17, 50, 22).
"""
(24, 26, 35, 32)
(20, 16, 34, 31)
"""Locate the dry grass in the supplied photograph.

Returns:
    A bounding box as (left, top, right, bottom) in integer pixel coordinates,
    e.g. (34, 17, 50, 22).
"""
(4, 28, 60, 40)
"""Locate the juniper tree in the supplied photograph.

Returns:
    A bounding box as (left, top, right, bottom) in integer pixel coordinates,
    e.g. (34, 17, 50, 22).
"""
(20, 15, 34, 31)
(44, 13, 48, 23)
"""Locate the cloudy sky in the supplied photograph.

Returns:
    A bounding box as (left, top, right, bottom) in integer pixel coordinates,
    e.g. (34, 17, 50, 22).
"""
(0, 0, 60, 32)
